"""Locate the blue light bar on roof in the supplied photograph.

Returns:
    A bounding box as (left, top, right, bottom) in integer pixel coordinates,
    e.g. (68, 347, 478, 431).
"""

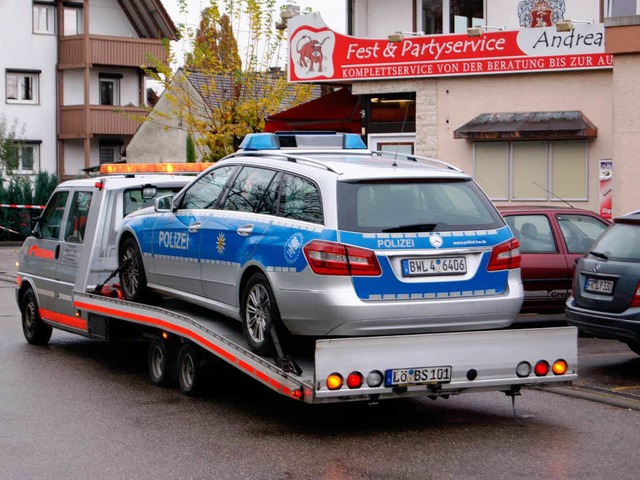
(239, 133, 279, 151)
(238, 132, 367, 151)
(343, 134, 366, 149)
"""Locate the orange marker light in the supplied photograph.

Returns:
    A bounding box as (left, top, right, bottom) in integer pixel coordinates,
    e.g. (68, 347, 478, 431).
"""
(552, 359, 568, 375)
(326, 373, 343, 390)
(99, 163, 209, 175)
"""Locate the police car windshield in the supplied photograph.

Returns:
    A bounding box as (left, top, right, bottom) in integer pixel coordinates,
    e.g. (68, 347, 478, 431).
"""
(337, 179, 504, 233)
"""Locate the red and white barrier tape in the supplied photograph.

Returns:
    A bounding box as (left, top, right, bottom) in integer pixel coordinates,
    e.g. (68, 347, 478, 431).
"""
(0, 225, 21, 235)
(0, 203, 44, 210)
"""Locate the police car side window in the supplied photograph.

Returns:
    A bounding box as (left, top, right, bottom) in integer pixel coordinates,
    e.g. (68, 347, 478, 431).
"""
(222, 166, 277, 212)
(40, 191, 69, 240)
(180, 166, 236, 210)
(280, 174, 323, 224)
(256, 172, 282, 215)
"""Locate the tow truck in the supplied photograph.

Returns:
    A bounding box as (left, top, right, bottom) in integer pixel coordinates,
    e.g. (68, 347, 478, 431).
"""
(16, 162, 578, 404)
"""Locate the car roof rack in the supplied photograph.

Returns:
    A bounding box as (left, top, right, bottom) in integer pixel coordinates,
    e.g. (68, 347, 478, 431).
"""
(370, 150, 461, 172)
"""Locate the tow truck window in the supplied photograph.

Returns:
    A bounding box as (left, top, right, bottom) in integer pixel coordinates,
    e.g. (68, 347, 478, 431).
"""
(64, 191, 93, 243)
(40, 191, 69, 240)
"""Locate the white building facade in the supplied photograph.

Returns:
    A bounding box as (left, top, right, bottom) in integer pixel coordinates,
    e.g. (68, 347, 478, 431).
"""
(0, 0, 176, 181)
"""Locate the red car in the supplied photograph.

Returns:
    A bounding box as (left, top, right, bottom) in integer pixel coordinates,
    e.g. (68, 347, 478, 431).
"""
(498, 206, 610, 313)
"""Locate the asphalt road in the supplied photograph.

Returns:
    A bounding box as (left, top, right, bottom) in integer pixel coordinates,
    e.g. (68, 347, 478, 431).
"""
(2, 245, 640, 480)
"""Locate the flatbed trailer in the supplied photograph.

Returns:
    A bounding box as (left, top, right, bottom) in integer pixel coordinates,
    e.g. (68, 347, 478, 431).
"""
(72, 290, 578, 404)
(16, 167, 579, 405)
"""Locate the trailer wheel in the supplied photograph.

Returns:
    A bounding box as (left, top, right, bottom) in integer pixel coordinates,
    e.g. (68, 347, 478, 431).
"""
(20, 288, 52, 345)
(241, 272, 280, 355)
(147, 337, 173, 387)
(177, 343, 201, 396)
(120, 237, 148, 302)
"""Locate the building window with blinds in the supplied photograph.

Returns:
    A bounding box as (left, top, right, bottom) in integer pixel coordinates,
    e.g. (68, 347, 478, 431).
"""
(474, 140, 588, 201)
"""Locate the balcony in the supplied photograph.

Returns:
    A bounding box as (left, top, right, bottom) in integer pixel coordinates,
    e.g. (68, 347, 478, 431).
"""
(59, 35, 169, 69)
(59, 105, 149, 138)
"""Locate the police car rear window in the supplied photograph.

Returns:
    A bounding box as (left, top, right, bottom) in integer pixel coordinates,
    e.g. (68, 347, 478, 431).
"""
(337, 179, 504, 233)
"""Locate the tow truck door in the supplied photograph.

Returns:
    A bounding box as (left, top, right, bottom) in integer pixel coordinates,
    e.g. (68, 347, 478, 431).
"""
(56, 190, 93, 326)
(23, 190, 69, 319)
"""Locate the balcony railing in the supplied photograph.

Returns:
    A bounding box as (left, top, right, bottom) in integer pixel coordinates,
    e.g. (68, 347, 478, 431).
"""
(59, 35, 168, 69)
(59, 105, 149, 137)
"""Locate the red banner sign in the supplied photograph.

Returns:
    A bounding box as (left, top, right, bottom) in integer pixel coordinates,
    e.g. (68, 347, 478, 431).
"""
(288, 14, 612, 83)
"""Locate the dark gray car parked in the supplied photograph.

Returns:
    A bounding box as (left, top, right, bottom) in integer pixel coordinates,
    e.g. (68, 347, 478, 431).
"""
(566, 212, 640, 354)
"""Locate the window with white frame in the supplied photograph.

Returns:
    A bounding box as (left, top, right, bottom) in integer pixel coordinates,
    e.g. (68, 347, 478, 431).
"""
(6, 71, 39, 104)
(63, 6, 83, 35)
(606, 0, 640, 17)
(422, 0, 484, 35)
(33, 2, 55, 34)
(10, 143, 40, 173)
(474, 140, 588, 201)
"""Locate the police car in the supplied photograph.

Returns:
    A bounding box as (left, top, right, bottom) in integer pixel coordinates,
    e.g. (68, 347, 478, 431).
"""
(117, 132, 523, 354)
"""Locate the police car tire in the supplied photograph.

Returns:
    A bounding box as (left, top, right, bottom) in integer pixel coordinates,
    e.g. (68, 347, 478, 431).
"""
(241, 273, 279, 355)
(21, 288, 52, 345)
(147, 337, 174, 387)
(120, 237, 148, 302)
(177, 342, 201, 396)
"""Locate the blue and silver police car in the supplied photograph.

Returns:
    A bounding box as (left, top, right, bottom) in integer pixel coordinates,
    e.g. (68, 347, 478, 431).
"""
(118, 132, 523, 354)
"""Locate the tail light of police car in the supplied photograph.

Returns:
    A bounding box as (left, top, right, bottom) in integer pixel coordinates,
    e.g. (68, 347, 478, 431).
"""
(630, 280, 640, 308)
(303, 240, 381, 276)
(487, 238, 521, 271)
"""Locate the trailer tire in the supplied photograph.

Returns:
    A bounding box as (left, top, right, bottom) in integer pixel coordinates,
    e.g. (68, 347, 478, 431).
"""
(241, 272, 282, 355)
(147, 337, 174, 387)
(119, 237, 148, 302)
(20, 288, 52, 345)
(177, 342, 201, 396)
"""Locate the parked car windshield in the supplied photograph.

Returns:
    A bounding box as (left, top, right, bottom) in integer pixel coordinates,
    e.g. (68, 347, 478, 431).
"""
(590, 223, 640, 262)
(337, 179, 504, 233)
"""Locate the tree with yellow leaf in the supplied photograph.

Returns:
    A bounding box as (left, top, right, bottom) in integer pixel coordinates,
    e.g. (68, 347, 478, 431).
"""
(145, 0, 313, 162)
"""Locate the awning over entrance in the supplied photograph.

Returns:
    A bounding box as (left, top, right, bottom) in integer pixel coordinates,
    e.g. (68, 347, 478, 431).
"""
(265, 88, 361, 134)
(453, 111, 597, 141)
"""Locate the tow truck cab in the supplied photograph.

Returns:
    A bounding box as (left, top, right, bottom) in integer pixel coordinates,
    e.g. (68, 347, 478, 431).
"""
(16, 168, 193, 338)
